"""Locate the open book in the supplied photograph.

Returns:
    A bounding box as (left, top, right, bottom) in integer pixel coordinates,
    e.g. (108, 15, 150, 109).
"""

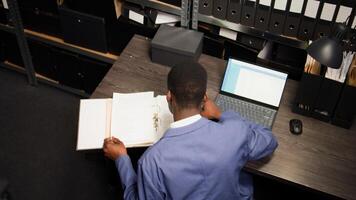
(77, 92, 173, 150)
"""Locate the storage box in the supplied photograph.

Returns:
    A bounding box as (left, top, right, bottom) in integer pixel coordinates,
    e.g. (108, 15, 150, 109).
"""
(151, 25, 203, 67)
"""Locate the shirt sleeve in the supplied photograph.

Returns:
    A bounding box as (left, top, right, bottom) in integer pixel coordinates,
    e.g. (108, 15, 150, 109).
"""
(220, 111, 278, 160)
(115, 155, 138, 200)
(115, 155, 164, 200)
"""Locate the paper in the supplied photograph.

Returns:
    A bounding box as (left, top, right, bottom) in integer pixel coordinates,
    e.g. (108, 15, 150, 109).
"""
(353, 17, 356, 28)
(289, 0, 303, 13)
(259, 0, 271, 6)
(77, 99, 112, 150)
(325, 52, 355, 83)
(274, 0, 287, 11)
(129, 10, 144, 24)
(320, 3, 336, 21)
(336, 6, 352, 23)
(155, 95, 173, 141)
(1, 0, 8, 9)
(304, 0, 320, 18)
(77, 92, 173, 149)
(111, 92, 155, 146)
(155, 11, 180, 24)
(219, 27, 238, 41)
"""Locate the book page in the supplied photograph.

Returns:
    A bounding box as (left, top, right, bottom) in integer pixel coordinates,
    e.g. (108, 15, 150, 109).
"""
(77, 99, 111, 150)
(155, 95, 174, 142)
(111, 92, 156, 146)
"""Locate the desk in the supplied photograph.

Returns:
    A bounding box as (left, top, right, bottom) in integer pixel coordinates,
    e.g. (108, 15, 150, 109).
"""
(92, 35, 356, 200)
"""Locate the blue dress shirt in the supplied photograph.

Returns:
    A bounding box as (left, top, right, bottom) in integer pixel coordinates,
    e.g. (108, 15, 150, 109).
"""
(115, 111, 278, 200)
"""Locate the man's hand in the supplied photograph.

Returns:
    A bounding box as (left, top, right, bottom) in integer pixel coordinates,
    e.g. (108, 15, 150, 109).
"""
(201, 97, 221, 120)
(103, 137, 127, 160)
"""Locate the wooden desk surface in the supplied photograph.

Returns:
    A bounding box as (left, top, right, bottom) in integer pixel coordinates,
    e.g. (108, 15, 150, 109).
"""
(92, 35, 356, 200)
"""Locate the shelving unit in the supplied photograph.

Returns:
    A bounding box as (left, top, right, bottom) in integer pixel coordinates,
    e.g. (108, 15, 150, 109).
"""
(125, 0, 181, 16)
(0, 23, 14, 33)
(24, 29, 118, 64)
(0, 61, 90, 97)
(198, 14, 309, 50)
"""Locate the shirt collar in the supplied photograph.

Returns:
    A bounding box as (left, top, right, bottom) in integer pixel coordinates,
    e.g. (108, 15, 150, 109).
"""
(170, 114, 202, 129)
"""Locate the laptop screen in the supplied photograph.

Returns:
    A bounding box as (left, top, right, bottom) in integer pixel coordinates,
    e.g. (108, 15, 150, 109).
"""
(221, 59, 288, 107)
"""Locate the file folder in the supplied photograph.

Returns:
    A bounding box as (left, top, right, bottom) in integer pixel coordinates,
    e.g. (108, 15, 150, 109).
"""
(199, 0, 213, 16)
(298, 0, 320, 41)
(269, 0, 288, 35)
(213, 0, 229, 20)
(241, 0, 257, 27)
(334, 5, 353, 31)
(284, 0, 305, 37)
(255, 0, 271, 31)
(226, 0, 243, 23)
(313, 2, 336, 39)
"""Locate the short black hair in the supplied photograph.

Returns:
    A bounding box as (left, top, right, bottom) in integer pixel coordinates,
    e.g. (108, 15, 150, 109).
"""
(167, 62, 207, 109)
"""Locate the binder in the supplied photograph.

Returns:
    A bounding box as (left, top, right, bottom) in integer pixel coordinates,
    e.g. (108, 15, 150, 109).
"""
(241, 0, 257, 27)
(298, 0, 320, 41)
(226, 0, 243, 23)
(284, 0, 305, 37)
(199, 0, 213, 15)
(213, 0, 229, 20)
(269, 0, 288, 35)
(255, 0, 272, 31)
(313, 2, 336, 39)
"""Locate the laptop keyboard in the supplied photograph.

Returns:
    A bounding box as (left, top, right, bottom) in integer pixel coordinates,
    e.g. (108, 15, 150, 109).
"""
(215, 95, 276, 129)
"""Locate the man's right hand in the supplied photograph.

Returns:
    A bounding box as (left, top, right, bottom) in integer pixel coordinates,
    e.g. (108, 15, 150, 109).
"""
(103, 137, 127, 160)
(201, 97, 221, 120)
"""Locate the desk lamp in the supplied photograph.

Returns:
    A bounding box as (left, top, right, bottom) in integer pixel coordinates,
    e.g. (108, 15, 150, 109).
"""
(307, 23, 349, 69)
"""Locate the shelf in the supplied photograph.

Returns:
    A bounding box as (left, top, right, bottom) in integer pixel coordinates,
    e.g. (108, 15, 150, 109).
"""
(0, 61, 90, 97)
(126, 0, 181, 16)
(0, 23, 14, 33)
(198, 14, 309, 50)
(24, 29, 119, 64)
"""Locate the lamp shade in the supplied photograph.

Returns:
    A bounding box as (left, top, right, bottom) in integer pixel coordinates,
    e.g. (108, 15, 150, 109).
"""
(306, 37, 343, 68)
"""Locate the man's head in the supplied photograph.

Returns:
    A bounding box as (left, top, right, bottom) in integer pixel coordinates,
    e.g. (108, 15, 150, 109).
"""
(167, 62, 207, 112)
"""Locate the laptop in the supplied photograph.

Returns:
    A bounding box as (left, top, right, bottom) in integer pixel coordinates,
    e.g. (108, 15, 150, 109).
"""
(215, 58, 288, 129)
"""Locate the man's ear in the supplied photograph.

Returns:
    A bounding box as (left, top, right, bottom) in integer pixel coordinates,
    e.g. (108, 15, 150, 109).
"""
(166, 90, 172, 102)
(203, 93, 208, 102)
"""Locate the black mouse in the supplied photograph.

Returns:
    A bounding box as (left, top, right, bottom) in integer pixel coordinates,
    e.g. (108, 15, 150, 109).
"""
(289, 119, 303, 135)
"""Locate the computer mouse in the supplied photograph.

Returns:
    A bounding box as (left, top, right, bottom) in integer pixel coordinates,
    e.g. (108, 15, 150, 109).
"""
(289, 119, 303, 135)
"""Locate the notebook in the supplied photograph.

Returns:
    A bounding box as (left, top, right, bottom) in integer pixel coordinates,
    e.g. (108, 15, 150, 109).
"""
(77, 92, 173, 150)
(215, 58, 288, 129)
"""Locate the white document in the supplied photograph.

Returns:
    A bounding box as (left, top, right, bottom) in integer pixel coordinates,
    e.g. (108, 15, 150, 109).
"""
(274, 0, 287, 11)
(155, 11, 180, 24)
(155, 95, 174, 141)
(111, 92, 155, 146)
(304, 0, 320, 18)
(129, 10, 144, 24)
(1, 0, 8, 9)
(320, 3, 336, 21)
(336, 6, 352, 23)
(111, 92, 173, 147)
(289, 0, 303, 13)
(77, 92, 173, 150)
(219, 27, 238, 41)
(259, 0, 271, 6)
(77, 99, 112, 150)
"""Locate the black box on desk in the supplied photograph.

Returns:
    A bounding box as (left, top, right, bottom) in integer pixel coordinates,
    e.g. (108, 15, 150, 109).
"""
(332, 85, 356, 129)
(151, 25, 203, 67)
(292, 73, 344, 123)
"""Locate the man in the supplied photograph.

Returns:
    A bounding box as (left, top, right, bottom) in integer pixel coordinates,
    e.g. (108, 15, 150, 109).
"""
(103, 62, 278, 200)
